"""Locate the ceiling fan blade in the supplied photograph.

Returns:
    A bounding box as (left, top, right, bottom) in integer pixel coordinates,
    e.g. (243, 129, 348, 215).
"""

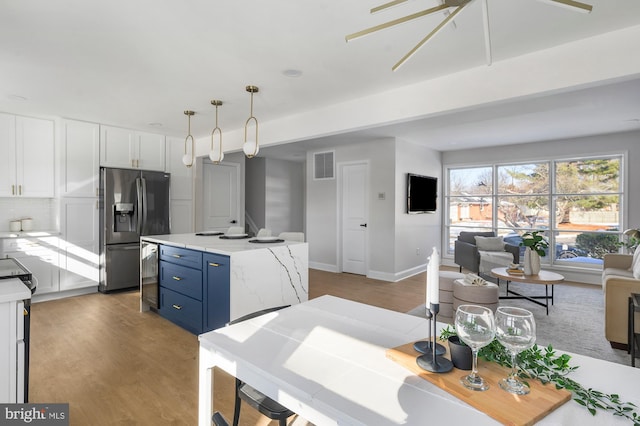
(392, 2, 470, 71)
(371, 0, 409, 14)
(346, 4, 448, 42)
(536, 0, 592, 13)
(481, 0, 492, 66)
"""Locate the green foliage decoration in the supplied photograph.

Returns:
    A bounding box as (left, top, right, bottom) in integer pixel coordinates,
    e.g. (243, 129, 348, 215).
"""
(440, 326, 640, 423)
(520, 230, 549, 257)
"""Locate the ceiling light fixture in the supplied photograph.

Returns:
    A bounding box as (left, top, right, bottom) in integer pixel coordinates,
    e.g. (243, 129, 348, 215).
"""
(346, 0, 592, 71)
(182, 110, 195, 168)
(243, 85, 260, 159)
(209, 100, 224, 164)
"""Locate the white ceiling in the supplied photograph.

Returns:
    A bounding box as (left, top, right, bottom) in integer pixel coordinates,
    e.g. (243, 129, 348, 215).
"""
(1, 0, 640, 159)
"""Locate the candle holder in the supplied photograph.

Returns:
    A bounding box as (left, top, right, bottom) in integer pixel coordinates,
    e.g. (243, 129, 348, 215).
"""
(413, 306, 446, 356)
(416, 303, 453, 373)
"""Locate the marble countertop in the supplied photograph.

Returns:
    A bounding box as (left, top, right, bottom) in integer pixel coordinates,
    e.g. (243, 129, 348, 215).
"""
(0, 278, 31, 303)
(0, 231, 61, 239)
(141, 233, 306, 256)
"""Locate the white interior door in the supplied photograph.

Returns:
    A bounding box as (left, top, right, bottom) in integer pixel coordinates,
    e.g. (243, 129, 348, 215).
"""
(341, 163, 368, 275)
(203, 162, 240, 231)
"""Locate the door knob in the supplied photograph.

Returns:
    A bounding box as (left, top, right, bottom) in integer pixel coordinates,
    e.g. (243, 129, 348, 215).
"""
(230, 220, 237, 224)
(360, 223, 367, 228)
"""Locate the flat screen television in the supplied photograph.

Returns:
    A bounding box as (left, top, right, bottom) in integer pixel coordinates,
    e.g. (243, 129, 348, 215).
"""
(407, 173, 437, 214)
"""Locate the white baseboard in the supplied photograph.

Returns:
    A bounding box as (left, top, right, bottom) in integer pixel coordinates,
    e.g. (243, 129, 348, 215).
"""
(368, 264, 427, 283)
(32, 286, 98, 303)
(309, 262, 339, 273)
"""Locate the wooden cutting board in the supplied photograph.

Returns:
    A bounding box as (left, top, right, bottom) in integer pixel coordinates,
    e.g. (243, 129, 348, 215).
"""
(386, 341, 571, 426)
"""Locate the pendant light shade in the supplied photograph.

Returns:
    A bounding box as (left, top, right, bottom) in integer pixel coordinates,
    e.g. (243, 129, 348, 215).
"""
(209, 100, 224, 164)
(182, 110, 195, 168)
(243, 85, 259, 158)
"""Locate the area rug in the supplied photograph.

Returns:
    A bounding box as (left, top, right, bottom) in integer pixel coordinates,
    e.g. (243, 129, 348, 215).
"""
(407, 282, 631, 366)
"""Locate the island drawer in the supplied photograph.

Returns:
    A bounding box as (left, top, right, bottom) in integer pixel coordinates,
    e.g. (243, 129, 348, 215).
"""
(160, 262, 202, 300)
(159, 287, 203, 334)
(160, 245, 202, 269)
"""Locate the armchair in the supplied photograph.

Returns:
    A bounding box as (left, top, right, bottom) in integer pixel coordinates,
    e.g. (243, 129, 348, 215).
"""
(603, 253, 640, 347)
(454, 231, 520, 274)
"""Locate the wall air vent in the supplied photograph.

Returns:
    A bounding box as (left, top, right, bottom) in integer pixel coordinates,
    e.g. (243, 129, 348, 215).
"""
(313, 151, 335, 180)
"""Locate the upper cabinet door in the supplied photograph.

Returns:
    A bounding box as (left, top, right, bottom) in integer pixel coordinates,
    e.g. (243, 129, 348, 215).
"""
(15, 116, 55, 197)
(137, 131, 165, 171)
(0, 113, 17, 197)
(165, 136, 192, 200)
(100, 125, 165, 171)
(100, 125, 135, 169)
(61, 120, 100, 197)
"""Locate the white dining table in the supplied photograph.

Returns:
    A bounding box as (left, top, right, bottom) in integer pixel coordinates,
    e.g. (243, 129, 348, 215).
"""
(198, 295, 640, 425)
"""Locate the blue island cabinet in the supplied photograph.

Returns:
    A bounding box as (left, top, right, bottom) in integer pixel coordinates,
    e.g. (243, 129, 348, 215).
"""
(203, 252, 230, 332)
(158, 245, 230, 334)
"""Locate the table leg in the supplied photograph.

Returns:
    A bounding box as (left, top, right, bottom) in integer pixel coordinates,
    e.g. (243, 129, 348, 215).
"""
(199, 346, 216, 426)
(545, 285, 548, 315)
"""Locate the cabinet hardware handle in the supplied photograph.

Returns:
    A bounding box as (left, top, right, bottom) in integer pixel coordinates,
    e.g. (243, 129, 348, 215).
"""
(172, 254, 182, 258)
(18, 185, 22, 195)
(209, 262, 220, 267)
(11, 185, 15, 195)
(172, 276, 182, 281)
(96, 188, 99, 197)
(131, 159, 135, 167)
(172, 304, 182, 310)
(136, 159, 140, 168)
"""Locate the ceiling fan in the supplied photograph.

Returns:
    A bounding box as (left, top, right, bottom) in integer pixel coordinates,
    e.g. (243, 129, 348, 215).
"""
(346, 0, 593, 71)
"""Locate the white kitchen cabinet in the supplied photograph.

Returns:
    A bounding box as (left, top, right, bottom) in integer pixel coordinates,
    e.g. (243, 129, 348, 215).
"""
(1, 238, 60, 295)
(0, 113, 55, 198)
(59, 198, 99, 291)
(165, 136, 193, 200)
(100, 125, 165, 171)
(0, 281, 30, 403)
(59, 119, 100, 197)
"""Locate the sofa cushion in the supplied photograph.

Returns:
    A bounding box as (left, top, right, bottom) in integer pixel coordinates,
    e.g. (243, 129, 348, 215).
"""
(603, 267, 634, 279)
(458, 231, 495, 245)
(475, 236, 505, 251)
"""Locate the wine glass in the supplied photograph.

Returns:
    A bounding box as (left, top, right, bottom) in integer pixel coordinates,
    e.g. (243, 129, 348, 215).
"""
(454, 305, 496, 391)
(495, 306, 536, 395)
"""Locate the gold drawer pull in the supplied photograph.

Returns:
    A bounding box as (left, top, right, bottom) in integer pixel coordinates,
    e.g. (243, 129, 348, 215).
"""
(172, 276, 182, 281)
(172, 304, 182, 310)
(172, 254, 182, 258)
(209, 262, 220, 267)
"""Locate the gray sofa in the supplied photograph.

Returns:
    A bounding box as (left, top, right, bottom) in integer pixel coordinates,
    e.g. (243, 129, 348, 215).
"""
(454, 231, 520, 274)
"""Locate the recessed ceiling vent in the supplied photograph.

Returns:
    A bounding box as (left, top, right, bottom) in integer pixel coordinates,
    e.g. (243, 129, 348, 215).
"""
(313, 151, 335, 180)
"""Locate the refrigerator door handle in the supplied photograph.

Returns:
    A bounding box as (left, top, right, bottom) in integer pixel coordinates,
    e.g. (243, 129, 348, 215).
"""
(141, 177, 148, 235)
(136, 177, 143, 236)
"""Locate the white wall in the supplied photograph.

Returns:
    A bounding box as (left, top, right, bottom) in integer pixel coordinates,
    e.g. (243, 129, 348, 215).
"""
(306, 138, 443, 281)
(441, 129, 640, 284)
(394, 140, 442, 280)
(245, 157, 266, 232)
(265, 158, 304, 236)
(0, 198, 57, 232)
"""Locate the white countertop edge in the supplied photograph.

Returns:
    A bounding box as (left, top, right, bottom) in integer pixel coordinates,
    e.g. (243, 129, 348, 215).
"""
(141, 234, 306, 255)
(0, 278, 31, 303)
(0, 230, 61, 239)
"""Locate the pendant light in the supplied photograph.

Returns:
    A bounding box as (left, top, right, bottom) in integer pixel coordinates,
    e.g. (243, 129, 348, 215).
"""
(209, 100, 224, 164)
(243, 85, 259, 158)
(182, 110, 195, 168)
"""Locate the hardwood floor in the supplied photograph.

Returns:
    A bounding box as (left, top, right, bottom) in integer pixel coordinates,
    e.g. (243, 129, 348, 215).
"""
(29, 268, 586, 425)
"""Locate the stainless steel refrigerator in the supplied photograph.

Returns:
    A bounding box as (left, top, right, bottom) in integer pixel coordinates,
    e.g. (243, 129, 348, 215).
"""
(99, 167, 170, 293)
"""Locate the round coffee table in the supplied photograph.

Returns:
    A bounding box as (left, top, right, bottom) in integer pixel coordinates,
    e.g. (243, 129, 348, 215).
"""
(490, 267, 565, 315)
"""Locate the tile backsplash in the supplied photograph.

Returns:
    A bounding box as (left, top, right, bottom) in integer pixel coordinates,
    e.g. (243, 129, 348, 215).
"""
(0, 198, 56, 231)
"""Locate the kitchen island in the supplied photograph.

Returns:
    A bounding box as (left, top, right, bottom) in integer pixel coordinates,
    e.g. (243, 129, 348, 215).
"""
(140, 233, 308, 334)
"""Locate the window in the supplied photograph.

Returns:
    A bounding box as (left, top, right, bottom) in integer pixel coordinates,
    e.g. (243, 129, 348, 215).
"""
(445, 156, 623, 268)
